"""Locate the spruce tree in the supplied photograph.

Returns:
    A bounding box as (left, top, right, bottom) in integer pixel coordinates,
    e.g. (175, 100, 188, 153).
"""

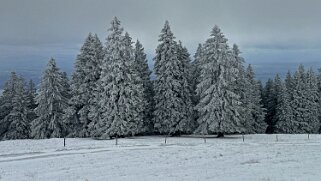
(0, 74, 30, 140)
(177, 41, 194, 133)
(191, 44, 203, 127)
(134, 40, 154, 133)
(291, 64, 314, 133)
(191, 44, 203, 106)
(304, 68, 319, 133)
(317, 69, 321, 133)
(263, 78, 277, 133)
(274, 74, 294, 133)
(95, 17, 145, 138)
(285, 71, 294, 94)
(195, 25, 243, 137)
(244, 65, 266, 133)
(153, 21, 192, 135)
(66, 33, 103, 137)
(231, 44, 248, 133)
(31, 58, 69, 139)
(0, 72, 20, 138)
(26, 79, 37, 122)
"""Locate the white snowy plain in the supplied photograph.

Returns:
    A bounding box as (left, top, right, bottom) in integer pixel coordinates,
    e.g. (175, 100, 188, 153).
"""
(0, 134, 320, 181)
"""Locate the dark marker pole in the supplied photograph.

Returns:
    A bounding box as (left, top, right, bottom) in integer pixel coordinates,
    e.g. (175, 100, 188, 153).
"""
(64, 137, 66, 147)
(242, 133, 244, 142)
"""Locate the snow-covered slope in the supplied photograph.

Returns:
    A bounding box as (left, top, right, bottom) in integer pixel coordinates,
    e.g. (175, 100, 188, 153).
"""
(0, 134, 320, 181)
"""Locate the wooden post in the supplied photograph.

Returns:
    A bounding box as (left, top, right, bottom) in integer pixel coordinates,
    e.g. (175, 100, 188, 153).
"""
(242, 133, 244, 142)
(204, 137, 206, 143)
(276, 135, 278, 142)
(64, 137, 66, 147)
(308, 133, 310, 140)
(165, 136, 167, 144)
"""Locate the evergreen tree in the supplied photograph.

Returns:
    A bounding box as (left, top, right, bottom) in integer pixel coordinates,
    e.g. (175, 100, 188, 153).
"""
(134, 40, 154, 133)
(25, 79, 37, 126)
(191, 44, 203, 106)
(66, 33, 103, 137)
(231, 44, 248, 133)
(0, 72, 20, 138)
(195, 25, 243, 137)
(31, 58, 69, 139)
(244, 65, 266, 133)
(153, 21, 192, 135)
(121, 32, 145, 135)
(0, 74, 30, 140)
(317, 69, 321, 133)
(257, 80, 264, 104)
(177, 41, 194, 133)
(191, 44, 203, 127)
(274, 74, 294, 133)
(285, 71, 294, 93)
(291, 64, 317, 133)
(304, 68, 319, 133)
(263, 78, 277, 133)
(95, 17, 145, 138)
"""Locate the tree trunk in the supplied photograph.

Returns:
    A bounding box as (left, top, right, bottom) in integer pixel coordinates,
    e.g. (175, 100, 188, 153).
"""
(217, 132, 224, 138)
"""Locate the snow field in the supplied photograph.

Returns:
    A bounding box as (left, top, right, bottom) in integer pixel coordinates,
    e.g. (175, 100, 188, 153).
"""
(0, 134, 321, 181)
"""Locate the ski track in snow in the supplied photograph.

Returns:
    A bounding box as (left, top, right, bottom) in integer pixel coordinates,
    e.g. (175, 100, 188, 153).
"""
(0, 135, 321, 181)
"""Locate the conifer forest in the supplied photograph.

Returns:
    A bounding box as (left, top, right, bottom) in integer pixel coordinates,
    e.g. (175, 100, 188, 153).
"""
(1, 17, 321, 141)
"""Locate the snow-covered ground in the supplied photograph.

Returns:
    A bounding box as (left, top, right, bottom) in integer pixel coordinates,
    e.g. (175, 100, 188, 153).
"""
(0, 134, 320, 181)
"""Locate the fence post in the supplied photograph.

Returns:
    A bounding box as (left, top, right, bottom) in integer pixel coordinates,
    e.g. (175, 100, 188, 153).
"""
(242, 133, 244, 142)
(165, 136, 167, 144)
(308, 133, 310, 140)
(64, 137, 66, 147)
(276, 135, 278, 142)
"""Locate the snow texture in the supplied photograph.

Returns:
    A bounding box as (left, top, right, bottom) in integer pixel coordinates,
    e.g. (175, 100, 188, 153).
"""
(0, 134, 320, 181)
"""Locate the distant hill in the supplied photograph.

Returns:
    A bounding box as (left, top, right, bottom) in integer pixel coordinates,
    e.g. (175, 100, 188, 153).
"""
(1, 54, 321, 89)
(0, 57, 74, 89)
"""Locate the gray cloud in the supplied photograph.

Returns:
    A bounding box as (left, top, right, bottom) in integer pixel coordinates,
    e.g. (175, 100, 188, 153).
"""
(1, 0, 321, 86)
(1, 0, 321, 50)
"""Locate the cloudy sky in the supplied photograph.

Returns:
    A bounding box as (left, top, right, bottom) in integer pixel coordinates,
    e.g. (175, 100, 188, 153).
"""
(1, 0, 321, 86)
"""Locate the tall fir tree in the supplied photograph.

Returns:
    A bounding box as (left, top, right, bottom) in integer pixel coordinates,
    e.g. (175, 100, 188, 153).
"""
(0, 72, 20, 138)
(134, 40, 154, 133)
(285, 71, 294, 94)
(291, 64, 316, 133)
(317, 68, 321, 133)
(263, 78, 277, 133)
(31, 58, 69, 139)
(231, 44, 248, 133)
(191, 44, 203, 106)
(65, 33, 103, 137)
(304, 68, 320, 133)
(177, 41, 194, 133)
(94, 17, 145, 138)
(191, 44, 203, 127)
(195, 25, 243, 137)
(274, 74, 294, 133)
(153, 21, 192, 135)
(0, 74, 30, 140)
(244, 65, 266, 133)
(26, 79, 37, 122)
(257, 80, 264, 104)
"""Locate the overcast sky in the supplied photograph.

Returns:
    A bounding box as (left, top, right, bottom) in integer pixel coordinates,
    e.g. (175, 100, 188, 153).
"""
(1, 0, 321, 84)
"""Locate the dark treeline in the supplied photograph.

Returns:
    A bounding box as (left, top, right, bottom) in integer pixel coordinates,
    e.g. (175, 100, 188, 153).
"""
(0, 17, 320, 140)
